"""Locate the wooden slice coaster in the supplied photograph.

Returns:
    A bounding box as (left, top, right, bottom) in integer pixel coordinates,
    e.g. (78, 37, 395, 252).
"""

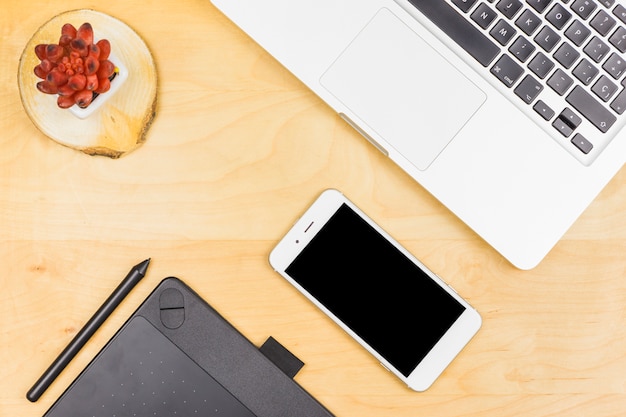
(18, 9, 157, 158)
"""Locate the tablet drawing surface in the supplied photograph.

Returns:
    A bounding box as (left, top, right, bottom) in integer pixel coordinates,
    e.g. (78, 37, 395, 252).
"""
(44, 315, 257, 417)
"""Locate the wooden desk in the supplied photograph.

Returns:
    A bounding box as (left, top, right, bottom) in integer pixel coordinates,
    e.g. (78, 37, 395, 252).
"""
(2, 2, 625, 416)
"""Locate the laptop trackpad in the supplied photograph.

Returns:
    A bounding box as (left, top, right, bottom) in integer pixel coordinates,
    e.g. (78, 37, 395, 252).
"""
(320, 8, 486, 170)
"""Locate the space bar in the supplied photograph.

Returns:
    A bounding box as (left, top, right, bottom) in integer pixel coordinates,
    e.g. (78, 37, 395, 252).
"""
(407, 0, 500, 67)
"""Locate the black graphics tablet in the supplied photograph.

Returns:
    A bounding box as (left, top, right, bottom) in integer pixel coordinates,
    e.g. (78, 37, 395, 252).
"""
(42, 277, 335, 417)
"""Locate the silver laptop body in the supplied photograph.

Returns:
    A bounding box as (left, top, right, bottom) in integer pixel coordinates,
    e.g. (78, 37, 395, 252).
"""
(211, 0, 626, 269)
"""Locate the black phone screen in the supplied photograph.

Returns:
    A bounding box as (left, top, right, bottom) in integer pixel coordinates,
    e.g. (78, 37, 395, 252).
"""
(285, 203, 466, 377)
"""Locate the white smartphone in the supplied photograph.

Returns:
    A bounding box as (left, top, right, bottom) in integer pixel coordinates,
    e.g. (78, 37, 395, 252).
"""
(269, 189, 482, 391)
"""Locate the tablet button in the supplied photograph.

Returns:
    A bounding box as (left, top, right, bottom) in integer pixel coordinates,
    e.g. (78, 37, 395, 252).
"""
(159, 288, 185, 329)
(160, 309, 185, 329)
(159, 287, 184, 308)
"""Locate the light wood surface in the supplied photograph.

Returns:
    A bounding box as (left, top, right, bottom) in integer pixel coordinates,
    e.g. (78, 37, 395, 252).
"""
(2, 2, 625, 416)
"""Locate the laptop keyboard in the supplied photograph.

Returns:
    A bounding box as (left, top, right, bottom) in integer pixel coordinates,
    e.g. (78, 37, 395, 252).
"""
(407, 0, 626, 165)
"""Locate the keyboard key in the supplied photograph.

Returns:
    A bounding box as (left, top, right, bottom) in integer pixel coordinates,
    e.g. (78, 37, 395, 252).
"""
(573, 58, 599, 84)
(553, 42, 580, 68)
(571, 0, 597, 20)
(552, 117, 575, 136)
(516, 9, 542, 35)
(610, 89, 626, 114)
(590, 10, 616, 36)
(497, 0, 523, 19)
(547, 68, 574, 95)
(535, 26, 561, 52)
(515, 74, 543, 103)
(566, 85, 617, 132)
(565, 20, 592, 46)
(591, 75, 618, 102)
(602, 53, 626, 79)
(510, 35, 536, 62)
(490, 19, 517, 45)
(613, 4, 626, 24)
(452, 0, 478, 13)
(527, 0, 553, 14)
(583, 36, 610, 62)
(571, 133, 593, 154)
(491, 54, 524, 87)
(407, 0, 500, 66)
(528, 52, 555, 78)
(609, 26, 626, 53)
(472, 3, 498, 28)
(534, 99, 555, 120)
(559, 107, 582, 128)
(546, 3, 572, 30)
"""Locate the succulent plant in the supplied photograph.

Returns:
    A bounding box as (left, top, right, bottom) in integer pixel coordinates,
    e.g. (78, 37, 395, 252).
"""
(33, 22, 117, 109)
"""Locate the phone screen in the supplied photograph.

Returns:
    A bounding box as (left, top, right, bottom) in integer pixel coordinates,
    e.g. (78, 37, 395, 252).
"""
(285, 203, 466, 377)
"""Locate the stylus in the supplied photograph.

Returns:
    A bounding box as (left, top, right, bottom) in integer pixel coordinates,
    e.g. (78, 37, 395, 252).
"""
(26, 258, 151, 402)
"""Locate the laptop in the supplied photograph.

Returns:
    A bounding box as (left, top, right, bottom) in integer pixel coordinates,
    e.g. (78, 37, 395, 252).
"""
(210, 0, 626, 269)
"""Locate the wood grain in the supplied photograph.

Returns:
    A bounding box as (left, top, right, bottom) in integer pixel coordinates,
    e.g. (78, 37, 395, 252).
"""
(17, 9, 157, 158)
(1, 2, 626, 417)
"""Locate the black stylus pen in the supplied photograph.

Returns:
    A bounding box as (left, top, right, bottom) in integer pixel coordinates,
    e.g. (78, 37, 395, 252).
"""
(26, 258, 151, 402)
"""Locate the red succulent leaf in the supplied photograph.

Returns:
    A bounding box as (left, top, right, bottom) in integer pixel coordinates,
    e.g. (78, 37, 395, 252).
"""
(57, 83, 76, 97)
(61, 23, 77, 38)
(70, 38, 89, 57)
(94, 77, 111, 94)
(74, 89, 93, 108)
(67, 73, 87, 91)
(76, 23, 94, 45)
(36, 80, 59, 95)
(58, 34, 73, 47)
(96, 60, 115, 79)
(88, 44, 100, 60)
(34, 64, 48, 79)
(84, 55, 100, 75)
(45, 44, 64, 63)
(40, 59, 53, 73)
(34, 44, 48, 60)
(85, 73, 99, 91)
(96, 39, 110, 60)
(46, 68, 69, 87)
(57, 94, 76, 109)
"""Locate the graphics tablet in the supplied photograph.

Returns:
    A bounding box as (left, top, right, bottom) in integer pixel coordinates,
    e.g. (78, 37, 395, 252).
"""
(41, 277, 334, 417)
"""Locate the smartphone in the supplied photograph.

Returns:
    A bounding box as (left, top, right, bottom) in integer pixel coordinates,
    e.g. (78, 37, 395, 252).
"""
(269, 189, 481, 391)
